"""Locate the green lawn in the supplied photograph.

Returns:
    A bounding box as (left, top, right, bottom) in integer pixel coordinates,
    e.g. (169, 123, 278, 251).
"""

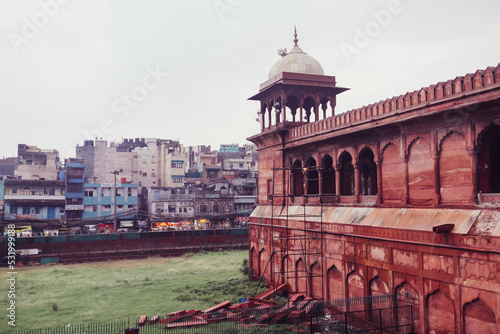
(0, 250, 267, 331)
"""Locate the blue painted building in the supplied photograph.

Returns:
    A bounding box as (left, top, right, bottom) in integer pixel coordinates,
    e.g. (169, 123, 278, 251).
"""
(1, 179, 66, 223)
(64, 158, 85, 220)
(82, 182, 138, 221)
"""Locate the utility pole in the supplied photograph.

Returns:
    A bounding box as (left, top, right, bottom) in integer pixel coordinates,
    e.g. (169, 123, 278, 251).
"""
(111, 170, 119, 232)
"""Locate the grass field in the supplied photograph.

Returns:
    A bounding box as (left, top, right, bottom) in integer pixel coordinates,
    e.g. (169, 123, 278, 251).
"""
(0, 250, 267, 331)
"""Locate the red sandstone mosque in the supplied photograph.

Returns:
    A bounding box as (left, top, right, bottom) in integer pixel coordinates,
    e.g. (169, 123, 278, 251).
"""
(247, 30, 500, 333)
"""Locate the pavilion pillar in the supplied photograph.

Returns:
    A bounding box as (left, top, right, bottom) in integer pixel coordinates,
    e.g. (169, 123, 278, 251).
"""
(468, 148, 479, 203)
(334, 166, 341, 203)
(354, 163, 361, 203)
(375, 157, 383, 204)
(432, 153, 441, 206)
(401, 157, 409, 204)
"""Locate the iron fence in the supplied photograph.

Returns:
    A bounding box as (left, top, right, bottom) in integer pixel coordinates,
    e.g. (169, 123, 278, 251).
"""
(2, 294, 415, 334)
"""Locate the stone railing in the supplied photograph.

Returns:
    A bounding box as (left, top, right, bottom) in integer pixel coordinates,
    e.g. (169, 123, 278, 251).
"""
(289, 64, 500, 140)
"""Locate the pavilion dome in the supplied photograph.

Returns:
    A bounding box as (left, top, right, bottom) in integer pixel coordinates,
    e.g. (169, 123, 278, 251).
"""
(268, 29, 324, 79)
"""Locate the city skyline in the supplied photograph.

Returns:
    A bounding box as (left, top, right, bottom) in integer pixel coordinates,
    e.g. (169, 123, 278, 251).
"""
(1, 0, 500, 158)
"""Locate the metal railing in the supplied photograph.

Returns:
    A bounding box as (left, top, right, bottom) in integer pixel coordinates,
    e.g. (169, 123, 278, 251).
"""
(2, 294, 415, 334)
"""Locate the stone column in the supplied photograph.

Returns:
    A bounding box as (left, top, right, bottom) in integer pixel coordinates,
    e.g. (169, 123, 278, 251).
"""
(303, 168, 309, 197)
(467, 149, 478, 203)
(275, 103, 281, 126)
(318, 169, 323, 197)
(375, 157, 383, 204)
(331, 95, 337, 117)
(432, 153, 441, 206)
(282, 97, 287, 123)
(354, 163, 361, 202)
(268, 106, 272, 129)
(401, 157, 409, 204)
(299, 95, 304, 123)
(334, 166, 341, 203)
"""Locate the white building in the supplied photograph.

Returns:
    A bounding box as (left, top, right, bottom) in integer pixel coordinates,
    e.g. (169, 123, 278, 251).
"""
(76, 140, 134, 183)
(15, 144, 61, 181)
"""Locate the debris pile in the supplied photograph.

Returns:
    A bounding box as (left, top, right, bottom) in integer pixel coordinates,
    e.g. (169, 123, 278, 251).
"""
(136, 283, 322, 330)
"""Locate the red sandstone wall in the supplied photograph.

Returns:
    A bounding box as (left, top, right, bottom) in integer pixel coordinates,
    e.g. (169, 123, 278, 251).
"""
(381, 143, 404, 202)
(439, 132, 473, 203)
(408, 137, 435, 205)
(248, 222, 500, 334)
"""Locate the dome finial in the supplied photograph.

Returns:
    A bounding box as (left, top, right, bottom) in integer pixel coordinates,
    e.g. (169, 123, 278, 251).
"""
(293, 25, 298, 46)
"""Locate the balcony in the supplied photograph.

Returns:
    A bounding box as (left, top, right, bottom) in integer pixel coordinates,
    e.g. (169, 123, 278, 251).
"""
(4, 195, 65, 201)
(153, 194, 194, 201)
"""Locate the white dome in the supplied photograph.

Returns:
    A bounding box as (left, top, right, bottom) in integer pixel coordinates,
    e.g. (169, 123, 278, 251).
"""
(268, 44, 324, 79)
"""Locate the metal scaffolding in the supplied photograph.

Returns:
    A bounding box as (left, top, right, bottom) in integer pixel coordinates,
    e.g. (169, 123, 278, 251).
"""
(255, 160, 334, 301)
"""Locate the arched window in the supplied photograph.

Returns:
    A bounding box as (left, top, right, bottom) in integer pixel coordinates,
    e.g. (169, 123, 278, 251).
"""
(306, 157, 319, 195)
(478, 124, 500, 193)
(287, 95, 300, 122)
(303, 97, 315, 122)
(463, 299, 496, 333)
(358, 148, 378, 195)
(321, 155, 335, 194)
(339, 151, 354, 196)
(292, 160, 304, 196)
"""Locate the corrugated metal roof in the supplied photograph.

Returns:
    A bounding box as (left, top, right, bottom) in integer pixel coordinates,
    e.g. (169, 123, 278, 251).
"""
(250, 205, 498, 236)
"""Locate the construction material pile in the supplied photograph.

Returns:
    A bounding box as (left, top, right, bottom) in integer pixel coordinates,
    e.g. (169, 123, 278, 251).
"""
(136, 283, 322, 330)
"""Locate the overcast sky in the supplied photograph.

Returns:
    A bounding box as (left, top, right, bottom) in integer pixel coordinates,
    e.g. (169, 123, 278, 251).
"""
(1, 0, 499, 159)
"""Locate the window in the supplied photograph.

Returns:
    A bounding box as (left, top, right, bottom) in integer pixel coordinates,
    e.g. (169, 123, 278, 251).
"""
(171, 162, 183, 168)
(67, 168, 84, 177)
(22, 207, 30, 215)
(239, 163, 244, 168)
(120, 169, 123, 172)
(103, 205, 111, 210)
(93, 206, 97, 212)
(117, 205, 123, 209)
(68, 184, 82, 193)
(168, 205, 176, 213)
(213, 204, 219, 212)
(172, 177, 183, 183)
(200, 204, 206, 212)
(48, 188, 55, 195)
(85, 190, 94, 197)
(10, 207, 18, 214)
(12, 188, 17, 194)
(35, 208, 40, 214)
(128, 188, 132, 196)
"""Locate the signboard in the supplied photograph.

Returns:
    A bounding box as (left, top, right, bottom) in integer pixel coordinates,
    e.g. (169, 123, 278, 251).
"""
(205, 194, 220, 198)
(65, 205, 84, 210)
(120, 220, 135, 228)
(101, 181, 121, 188)
(15, 214, 35, 220)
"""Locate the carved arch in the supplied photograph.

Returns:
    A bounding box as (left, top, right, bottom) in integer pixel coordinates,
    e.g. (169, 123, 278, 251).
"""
(438, 130, 466, 153)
